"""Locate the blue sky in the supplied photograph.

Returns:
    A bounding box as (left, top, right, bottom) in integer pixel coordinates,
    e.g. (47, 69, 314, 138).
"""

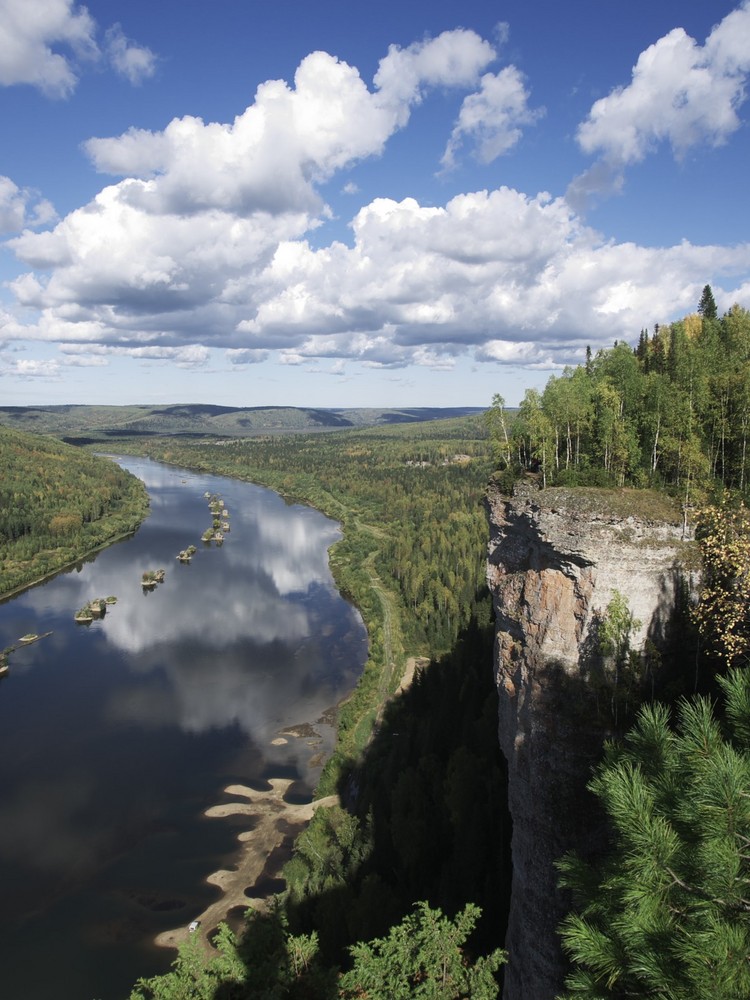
(1, 0, 749, 409)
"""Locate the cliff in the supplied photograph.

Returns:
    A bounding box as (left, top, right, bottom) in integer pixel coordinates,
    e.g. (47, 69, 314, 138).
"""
(485, 479, 698, 1000)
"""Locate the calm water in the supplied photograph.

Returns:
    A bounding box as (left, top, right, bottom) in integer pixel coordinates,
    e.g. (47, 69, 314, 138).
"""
(0, 456, 367, 1000)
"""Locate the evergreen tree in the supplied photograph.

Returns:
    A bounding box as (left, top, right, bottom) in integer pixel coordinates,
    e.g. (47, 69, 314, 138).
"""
(340, 902, 505, 999)
(556, 667, 750, 999)
(698, 283, 718, 320)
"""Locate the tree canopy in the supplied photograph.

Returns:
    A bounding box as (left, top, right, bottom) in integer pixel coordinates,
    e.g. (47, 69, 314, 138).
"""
(492, 293, 750, 501)
(557, 667, 750, 1000)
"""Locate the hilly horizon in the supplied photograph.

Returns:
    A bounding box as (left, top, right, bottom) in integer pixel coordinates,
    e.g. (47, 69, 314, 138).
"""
(0, 403, 487, 443)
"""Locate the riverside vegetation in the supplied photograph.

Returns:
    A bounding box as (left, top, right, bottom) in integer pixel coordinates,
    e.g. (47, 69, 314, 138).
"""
(0, 427, 149, 599)
(115, 416, 514, 998)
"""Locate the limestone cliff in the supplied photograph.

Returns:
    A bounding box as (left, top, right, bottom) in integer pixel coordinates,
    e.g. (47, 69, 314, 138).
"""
(485, 479, 698, 1000)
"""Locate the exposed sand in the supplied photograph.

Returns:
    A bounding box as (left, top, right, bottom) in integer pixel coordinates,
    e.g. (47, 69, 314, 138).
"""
(156, 659, 422, 953)
(155, 726, 339, 953)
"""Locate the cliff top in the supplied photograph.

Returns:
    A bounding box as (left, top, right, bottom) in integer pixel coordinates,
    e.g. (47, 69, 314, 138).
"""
(495, 476, 684, 527)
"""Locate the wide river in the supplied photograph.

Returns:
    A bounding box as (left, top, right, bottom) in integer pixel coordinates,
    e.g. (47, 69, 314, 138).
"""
(0, 456, 367, 1000)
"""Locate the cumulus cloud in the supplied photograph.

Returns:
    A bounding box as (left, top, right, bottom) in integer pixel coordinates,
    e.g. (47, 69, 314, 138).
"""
(7, 176, 750, 372)
(83, 29, 495, 219)
(104, 23, 157, 85)
(441, 66, 543, 170)
(569, 1, 750, 207)
(0, 175, 56, 234)
(0, 0, 156, 96)
(4, 27, 750, 379)
(0, 0, 96, 96)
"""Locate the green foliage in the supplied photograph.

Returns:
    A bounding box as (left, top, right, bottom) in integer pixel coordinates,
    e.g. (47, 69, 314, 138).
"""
(130, 906, 334, 1000)
(597, 590, 643, 722)
(698, 283, 718, 320)
(280, 620, 511, 972)
(556, 667, 750, 999)
(694, 498, 750, 667)
(340, 902, 505, 1000)
(490, 299, 750, 502)
(0, 427, 149, 596)
(284, 806, 372, 904)
(129, 925, 246, 999)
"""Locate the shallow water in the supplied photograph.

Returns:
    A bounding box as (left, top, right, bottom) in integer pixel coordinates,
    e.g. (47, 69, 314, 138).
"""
(0, 456, 367, 1000)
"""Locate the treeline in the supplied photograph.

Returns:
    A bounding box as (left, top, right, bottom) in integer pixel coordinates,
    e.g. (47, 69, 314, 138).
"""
(495, 288, 750, 501)
(0, 428, 149, 596)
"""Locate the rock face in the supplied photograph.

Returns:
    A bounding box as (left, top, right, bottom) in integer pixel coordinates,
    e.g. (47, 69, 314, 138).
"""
(485, 479, 697, 1000)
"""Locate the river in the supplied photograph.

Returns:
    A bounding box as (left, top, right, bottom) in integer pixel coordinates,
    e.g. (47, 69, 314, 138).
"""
(0, 456, 367, 1000)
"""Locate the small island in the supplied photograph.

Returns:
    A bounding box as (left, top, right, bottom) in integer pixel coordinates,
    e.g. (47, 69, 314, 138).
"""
(74, 597, 116, 623)
(177, 545, 198, 563)
(142, 569, 166, 589)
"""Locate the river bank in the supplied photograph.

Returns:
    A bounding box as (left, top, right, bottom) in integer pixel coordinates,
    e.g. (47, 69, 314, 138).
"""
(158, 656, 425, 953)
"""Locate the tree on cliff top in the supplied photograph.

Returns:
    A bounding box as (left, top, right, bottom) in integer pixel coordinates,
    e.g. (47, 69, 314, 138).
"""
(694, 499, 750, 669)
(556, 667, 750, 1000)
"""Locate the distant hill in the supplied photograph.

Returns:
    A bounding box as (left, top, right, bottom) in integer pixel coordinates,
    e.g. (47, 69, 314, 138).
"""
(0, 404, 485, 444)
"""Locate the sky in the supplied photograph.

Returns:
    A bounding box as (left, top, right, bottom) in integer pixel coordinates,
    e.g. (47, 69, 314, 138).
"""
(1, 0, 749, 409)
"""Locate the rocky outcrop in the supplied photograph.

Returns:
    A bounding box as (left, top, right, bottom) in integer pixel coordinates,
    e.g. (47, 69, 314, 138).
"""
(485, 479, 698, 1000)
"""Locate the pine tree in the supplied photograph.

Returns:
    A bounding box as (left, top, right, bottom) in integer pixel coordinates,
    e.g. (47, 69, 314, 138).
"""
(340, 901, 505, 999)
(556, 667, 750, 999)
(698, 283, 718, 320)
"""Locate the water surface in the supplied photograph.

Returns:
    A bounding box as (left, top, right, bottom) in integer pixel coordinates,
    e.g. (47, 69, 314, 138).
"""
(0, 457, 366, 1000)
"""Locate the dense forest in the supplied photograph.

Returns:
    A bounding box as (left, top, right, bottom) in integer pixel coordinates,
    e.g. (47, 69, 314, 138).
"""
(494, 289, 750, 504)
(0, 428, 149, 598)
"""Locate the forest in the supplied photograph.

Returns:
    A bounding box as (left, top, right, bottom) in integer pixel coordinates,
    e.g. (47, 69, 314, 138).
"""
(496, 288, 750, 504)
(0, 428, 149, 598)
(3, 289, 750, 997)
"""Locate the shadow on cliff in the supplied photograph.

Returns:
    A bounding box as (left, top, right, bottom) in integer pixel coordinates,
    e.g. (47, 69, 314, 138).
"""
(560, 563, 706, 734)
(504, 562, 710, 995)
(267, 613, 514, 990)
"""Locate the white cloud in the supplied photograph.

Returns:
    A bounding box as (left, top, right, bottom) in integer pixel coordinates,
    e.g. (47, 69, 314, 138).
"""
(441, 66, 543, 170)
(0, 0, 156, 96)
(374, 28, 495, 116)
(570, 1, 750, 205)
(7, 179, 750, 371)
(0, 0, 97, 96)
(83, 29, 495, 220)
(0, 175, 56, 234)
(104, 23, 157, 85)
(4, 30, 750, 378)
